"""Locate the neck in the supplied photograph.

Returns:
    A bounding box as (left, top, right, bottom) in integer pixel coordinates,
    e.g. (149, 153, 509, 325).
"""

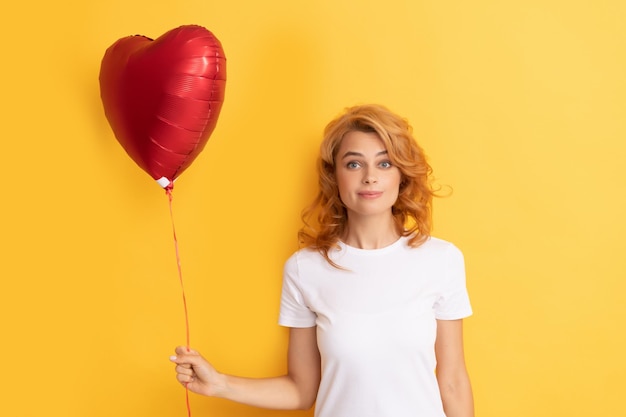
(342, 214, 401, 249)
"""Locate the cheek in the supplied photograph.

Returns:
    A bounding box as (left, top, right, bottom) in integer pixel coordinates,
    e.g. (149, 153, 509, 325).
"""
(389, 186, 400, 202)
(388, 170, 402, 188)
(335, 170, 354, 192)
(334, 172, 348, 202)
(389, 173, 402, 200)
(336, 179, 350, 203)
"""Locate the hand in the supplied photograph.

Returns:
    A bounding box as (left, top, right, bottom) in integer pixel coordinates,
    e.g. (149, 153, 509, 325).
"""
(170, 346, 225, 397)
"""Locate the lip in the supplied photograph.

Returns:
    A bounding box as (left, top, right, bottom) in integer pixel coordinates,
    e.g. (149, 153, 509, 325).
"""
(358, 191, 383, 199)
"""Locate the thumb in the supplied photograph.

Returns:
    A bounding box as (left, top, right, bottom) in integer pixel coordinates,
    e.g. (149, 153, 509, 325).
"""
(171, 346, 201, 363)
(175, 345, 200, 356)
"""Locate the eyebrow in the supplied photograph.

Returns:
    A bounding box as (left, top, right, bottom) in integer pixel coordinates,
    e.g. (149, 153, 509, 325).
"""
(340, 150, 388, 160)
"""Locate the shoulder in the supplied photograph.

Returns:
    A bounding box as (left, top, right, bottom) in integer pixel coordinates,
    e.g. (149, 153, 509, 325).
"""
(285, 246, 324, 263)
(415, 236, 463, 257)
(283, 247, 327, 274)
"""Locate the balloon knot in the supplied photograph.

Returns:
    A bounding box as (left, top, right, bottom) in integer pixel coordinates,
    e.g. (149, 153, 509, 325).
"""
(164, 184, 174, 201)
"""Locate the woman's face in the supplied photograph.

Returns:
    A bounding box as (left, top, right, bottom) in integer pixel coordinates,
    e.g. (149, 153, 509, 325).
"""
(334, 130, 402, 220)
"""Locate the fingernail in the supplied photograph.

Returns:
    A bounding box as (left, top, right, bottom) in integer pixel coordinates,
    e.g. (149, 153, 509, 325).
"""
(169, 355, 177, 361)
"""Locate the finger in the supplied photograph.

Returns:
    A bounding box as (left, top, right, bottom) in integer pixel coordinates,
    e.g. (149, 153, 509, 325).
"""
(170, 349, 203, 366)
(175, 346, 198, 356)
(170, 354, 192, 367)
(176, 373, 195, 384)
(175, 364, 194, 376)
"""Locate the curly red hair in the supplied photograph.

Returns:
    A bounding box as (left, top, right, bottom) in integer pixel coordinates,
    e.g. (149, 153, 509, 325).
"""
(299, 104, 438, 266)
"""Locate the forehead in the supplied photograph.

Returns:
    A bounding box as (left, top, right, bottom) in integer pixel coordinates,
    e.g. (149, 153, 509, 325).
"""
(337, 130, 386, 154)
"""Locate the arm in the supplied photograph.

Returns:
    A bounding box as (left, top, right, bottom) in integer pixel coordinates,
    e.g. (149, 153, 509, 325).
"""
(435, 319, 474, 417)
(170, 326, 321, 410)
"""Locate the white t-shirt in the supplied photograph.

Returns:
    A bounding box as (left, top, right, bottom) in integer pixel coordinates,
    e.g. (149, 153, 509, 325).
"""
(278, 236, 472, 417)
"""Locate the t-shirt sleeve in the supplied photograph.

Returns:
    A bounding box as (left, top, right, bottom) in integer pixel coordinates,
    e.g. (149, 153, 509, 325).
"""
(278, 253, 317, 328)
(433, 243, 473, 320)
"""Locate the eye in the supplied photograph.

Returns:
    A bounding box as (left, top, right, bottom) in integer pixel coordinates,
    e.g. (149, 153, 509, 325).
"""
(346, 161, 361, 169)
(379, 160, 393, 169)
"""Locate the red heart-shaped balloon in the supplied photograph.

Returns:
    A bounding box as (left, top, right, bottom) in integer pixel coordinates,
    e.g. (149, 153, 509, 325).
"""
(99, 25, 226, 188)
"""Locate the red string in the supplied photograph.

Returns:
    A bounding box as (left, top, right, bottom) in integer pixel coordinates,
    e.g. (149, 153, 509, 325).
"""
(165, 186, 192, 417)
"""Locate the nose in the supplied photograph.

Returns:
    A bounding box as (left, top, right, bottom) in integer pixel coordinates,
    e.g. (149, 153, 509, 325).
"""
(362, 170, 377, 184)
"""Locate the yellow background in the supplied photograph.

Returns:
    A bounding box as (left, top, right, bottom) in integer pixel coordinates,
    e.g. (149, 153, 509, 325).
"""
(1, 1, 625, 416)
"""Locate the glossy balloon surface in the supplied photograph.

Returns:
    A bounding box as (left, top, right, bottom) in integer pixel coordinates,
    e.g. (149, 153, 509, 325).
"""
(99, 25, 226, 187)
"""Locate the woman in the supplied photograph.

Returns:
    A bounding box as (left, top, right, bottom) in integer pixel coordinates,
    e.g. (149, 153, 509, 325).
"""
(171, 104, 474, 417)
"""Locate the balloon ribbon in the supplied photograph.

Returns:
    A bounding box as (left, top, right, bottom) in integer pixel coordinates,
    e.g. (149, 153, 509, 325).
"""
(165, 186, 192, 417)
